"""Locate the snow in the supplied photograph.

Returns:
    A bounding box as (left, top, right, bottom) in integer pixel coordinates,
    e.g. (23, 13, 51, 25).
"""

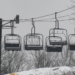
(4, 66, 75, 75)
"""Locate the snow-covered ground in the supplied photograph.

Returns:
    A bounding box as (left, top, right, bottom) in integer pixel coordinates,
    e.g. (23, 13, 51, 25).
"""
(4, 66, 75, 75)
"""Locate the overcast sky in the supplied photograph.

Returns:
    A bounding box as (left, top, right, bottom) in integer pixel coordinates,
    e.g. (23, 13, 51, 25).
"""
(0, 0, 74, 41)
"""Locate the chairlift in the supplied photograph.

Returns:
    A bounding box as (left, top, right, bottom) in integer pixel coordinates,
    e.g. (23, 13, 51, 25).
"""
(4, 34, 21, 51)
(45, 12, 68, 52)
(49, 28, 68, 45)
(24, 18, 43, 50)
(69, 28, 75, 50)
(4, 21, 21, 51)
(49, 12, 68, 45)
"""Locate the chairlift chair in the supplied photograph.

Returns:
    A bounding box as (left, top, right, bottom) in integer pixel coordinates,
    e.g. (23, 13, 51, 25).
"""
(49, 28, 68, 45)
(45, 28, 68, 52)
(4, 34, 21, 51)
(45, 36, 62, 52)
(24, 33, 43, 50)
(4, 20, 21, 51)
(24, 18, 43, 50)
(45, 12, 68, 52)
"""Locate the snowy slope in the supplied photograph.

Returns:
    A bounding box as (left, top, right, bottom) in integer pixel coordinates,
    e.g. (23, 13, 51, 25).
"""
(4, 66, 75, 75)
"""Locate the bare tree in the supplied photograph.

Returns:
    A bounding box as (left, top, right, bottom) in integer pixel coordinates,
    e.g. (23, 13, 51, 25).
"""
(30, 50, 51, 68)
(29, 45, 70, 68)
(1, 49, 28, 75)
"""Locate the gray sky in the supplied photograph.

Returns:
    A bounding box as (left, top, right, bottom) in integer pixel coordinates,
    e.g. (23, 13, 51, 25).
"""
(0, 0, 74, 41)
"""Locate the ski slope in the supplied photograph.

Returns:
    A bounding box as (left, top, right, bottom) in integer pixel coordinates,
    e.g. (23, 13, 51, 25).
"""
(4, 66, 75, 75)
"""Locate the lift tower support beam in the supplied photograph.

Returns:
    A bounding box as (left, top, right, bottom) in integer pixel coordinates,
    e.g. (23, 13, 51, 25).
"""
(0, 18, 2, 75)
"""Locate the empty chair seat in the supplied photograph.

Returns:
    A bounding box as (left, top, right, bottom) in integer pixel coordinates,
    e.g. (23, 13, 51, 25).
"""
(24, 33, 43, 50)
(45, 36, 62, 52)
(49, 28, 68, 45)
(4, 34, 21, 51)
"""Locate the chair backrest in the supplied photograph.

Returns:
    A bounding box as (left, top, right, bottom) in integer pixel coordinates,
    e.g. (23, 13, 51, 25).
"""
(26, 36, 40, 45)
(24, 33, 43, 46)
(50, 33, 66, 41)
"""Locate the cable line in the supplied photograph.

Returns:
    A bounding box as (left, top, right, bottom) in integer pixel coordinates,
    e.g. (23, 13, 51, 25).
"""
(29, 5, 75, 20)
(34, 18, 75, 22)
(33, 13, 55, 19)
(20, 17, 75, 22)
(57, 5, 75, 14)
(20, 12, 75, 22)
(2, 6, 75, 23)
(34, 13, 75, 21)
